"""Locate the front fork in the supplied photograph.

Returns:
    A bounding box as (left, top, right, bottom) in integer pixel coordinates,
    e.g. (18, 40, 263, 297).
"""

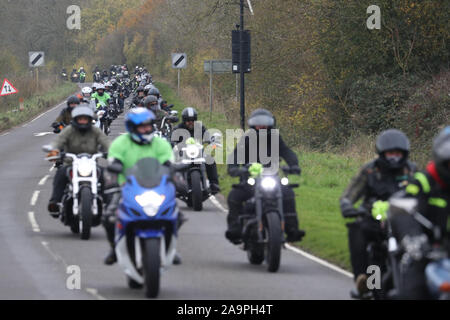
(254, 186, 284, 243)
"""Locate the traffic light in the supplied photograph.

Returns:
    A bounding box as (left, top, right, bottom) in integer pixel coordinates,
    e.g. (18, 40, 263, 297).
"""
(232, 30, 251, 73)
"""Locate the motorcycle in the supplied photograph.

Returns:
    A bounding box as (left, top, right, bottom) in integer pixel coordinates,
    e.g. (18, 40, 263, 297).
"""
(174, 134, 220, 211)
(111, 157, 179, 298)
(387, 198, 450, 300)
(79, 71, 86, 83)
(93, 71, 102, 82)
(234, 164, 300, 272)
(71, 71, 79, 83)
(346, 204, 392, 300)
(61, 71, 68, 81)
(43, 146, 105, 240)
(94, 103, 110, 135)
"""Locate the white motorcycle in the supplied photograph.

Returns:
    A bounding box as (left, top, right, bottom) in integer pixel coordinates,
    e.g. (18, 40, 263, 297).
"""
(44, 145, 105, 240)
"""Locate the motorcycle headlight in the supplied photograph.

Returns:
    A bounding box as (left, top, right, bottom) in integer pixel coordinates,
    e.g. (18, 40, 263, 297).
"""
(281, 177, 289, 185)
(261, 177, 277, 190)
(78, 161, 93, 177)
(247, 178, 256, 186)
(135, 191, 165, 217)
(186, 145, 200, 158)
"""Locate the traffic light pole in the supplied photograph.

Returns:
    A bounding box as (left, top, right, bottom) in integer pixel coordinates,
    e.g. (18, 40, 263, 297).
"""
(239, 0, 245, 130)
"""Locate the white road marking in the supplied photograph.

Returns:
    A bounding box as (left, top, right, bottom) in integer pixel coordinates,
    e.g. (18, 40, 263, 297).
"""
(38, 175, 50, 186)
(41, 241, 67, 266)
(30, 190, 40, 206)
(49, 166, 55, 172)
(30, 113, 45, 123)
(34, 132, 54, 137)
(0, 132, 10, 136)
(86, 288, 107, 300)
(27, 212, 40, 232)
(208, 196, 354, 279)
(285, 244, 353, 278)
(209, 195, 227, 213)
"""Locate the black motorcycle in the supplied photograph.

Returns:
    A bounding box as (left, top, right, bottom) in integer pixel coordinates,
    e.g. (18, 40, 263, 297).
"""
(174, 134, 219, 211)
(234, 164, 300, 272)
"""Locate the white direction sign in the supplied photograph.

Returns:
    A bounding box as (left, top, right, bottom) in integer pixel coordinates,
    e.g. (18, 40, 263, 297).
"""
(0, 79, 18, 96)
(29, 51, 45, 67)
(172, 53, 187, 69)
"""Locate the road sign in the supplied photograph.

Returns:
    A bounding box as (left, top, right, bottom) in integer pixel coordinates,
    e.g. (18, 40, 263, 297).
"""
(0, 79, 18, 96)
(172, 53, 187, 69)
(29, 51, 45, 67)
(204, 60, 232, 74)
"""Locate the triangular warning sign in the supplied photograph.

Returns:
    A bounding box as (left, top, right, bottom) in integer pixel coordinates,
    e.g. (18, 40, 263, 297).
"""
(0, 79, 18, 96)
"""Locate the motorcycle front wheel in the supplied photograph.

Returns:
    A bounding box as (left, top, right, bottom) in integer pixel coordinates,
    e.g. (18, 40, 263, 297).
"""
(79, 188, 93, 240)
(190, 171, 203, 211)
(142, 238, 161, 298)
(265, 212, 282, 272)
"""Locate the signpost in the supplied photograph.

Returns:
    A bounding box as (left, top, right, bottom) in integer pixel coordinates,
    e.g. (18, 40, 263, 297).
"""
(0, 79, 18, 97)
(29, 51, 45, 90)
(204, 60, 232, 119)
(172, 53, 187, 95)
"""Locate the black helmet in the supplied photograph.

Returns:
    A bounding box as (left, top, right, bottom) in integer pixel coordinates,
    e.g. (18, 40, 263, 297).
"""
(375, 129, 410, 170)
(67, 95, 80, 109)
(148, 87, 160, 99)
(71, 105, 94, 132)
(136, 86, 145, 93)
(248, 108, 275, 128)
(433, 127, 450, 185)
(182, 107, 197, 122)
(144, 95, 159, 112)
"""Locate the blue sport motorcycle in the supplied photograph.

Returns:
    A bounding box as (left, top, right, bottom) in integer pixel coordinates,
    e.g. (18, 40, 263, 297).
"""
(114, 158, 179, 298)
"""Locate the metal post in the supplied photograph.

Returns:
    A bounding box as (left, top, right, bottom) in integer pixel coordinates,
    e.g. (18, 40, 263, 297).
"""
(236, 73, 238, 102)
(210, 61, 213, 121)
(239, 0, 245, 130)
(36, 68, 39, 91)
(177, 69, 180, 95)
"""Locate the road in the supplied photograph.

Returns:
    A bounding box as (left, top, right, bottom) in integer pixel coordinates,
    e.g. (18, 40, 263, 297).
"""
(0, 86, 352, 299)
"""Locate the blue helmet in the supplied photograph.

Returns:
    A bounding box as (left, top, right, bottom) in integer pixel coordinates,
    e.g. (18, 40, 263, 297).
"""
(125, 107, 156, 145)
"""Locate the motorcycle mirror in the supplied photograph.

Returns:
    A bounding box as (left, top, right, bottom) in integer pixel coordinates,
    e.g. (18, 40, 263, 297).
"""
(107, 162, 123, 174)
(42, 144, 53, 153)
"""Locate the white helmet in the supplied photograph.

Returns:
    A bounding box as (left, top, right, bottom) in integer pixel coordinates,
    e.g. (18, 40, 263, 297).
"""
(105, 81, 112, 87)
(82, 87, 92, 95)
(96, 83, 105, 90)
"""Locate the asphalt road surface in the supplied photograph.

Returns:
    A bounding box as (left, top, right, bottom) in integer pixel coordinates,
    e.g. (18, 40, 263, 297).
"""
(0, 85, 352, 299)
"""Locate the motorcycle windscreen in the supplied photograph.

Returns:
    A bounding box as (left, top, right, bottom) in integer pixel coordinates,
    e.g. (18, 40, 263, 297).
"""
(125, 157, 170, 189)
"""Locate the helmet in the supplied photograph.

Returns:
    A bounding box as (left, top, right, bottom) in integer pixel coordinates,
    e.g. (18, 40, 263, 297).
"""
(96, 83, 105, 96)
(136, 86, 145, 93)
(148, 87, 160, 98)
(67, 95, 80, 109)
(182, 107, 198, 122)
(144, 95, 159, 112)
(248, 108, 275, 128)
(82, 87, 92, 96)
(375, 129, 410, 170)
(144, 84, 153, 95)
(433, 127, 450, 185)
(71, 105, 94, 132)
(125, 108, 156, 145)
(105, 81, 112, 87)
(110, 78, 117, 84)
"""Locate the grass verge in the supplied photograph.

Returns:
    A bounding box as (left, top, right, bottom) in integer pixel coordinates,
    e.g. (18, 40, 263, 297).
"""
(158, 81, 368, 271)
(0, 82, 78, 132)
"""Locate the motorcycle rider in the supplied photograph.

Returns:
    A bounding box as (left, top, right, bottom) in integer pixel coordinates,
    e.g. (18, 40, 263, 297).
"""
(225, 108, 305, 244)
(51, 95, 80, 133)
(102, 108, 184, 265)
(148, 87, 163, 106)
(387, 127, 450, 299)
(47, 105, 110, 216)
(172, 107, 220, 194)
(132, 86, 146, 107)
(80, 87, 93, 103)
(340, 129, 417, 298)
(92, 83, 111, 108)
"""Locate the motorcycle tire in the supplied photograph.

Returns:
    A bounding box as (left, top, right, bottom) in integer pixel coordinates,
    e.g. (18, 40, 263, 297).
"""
(142, 238, 161, 298)
(190, 171, 203, 211)
(247, 243, 265, 265)
(265, 212, 282, 272)
(79, 187, 93, 240)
